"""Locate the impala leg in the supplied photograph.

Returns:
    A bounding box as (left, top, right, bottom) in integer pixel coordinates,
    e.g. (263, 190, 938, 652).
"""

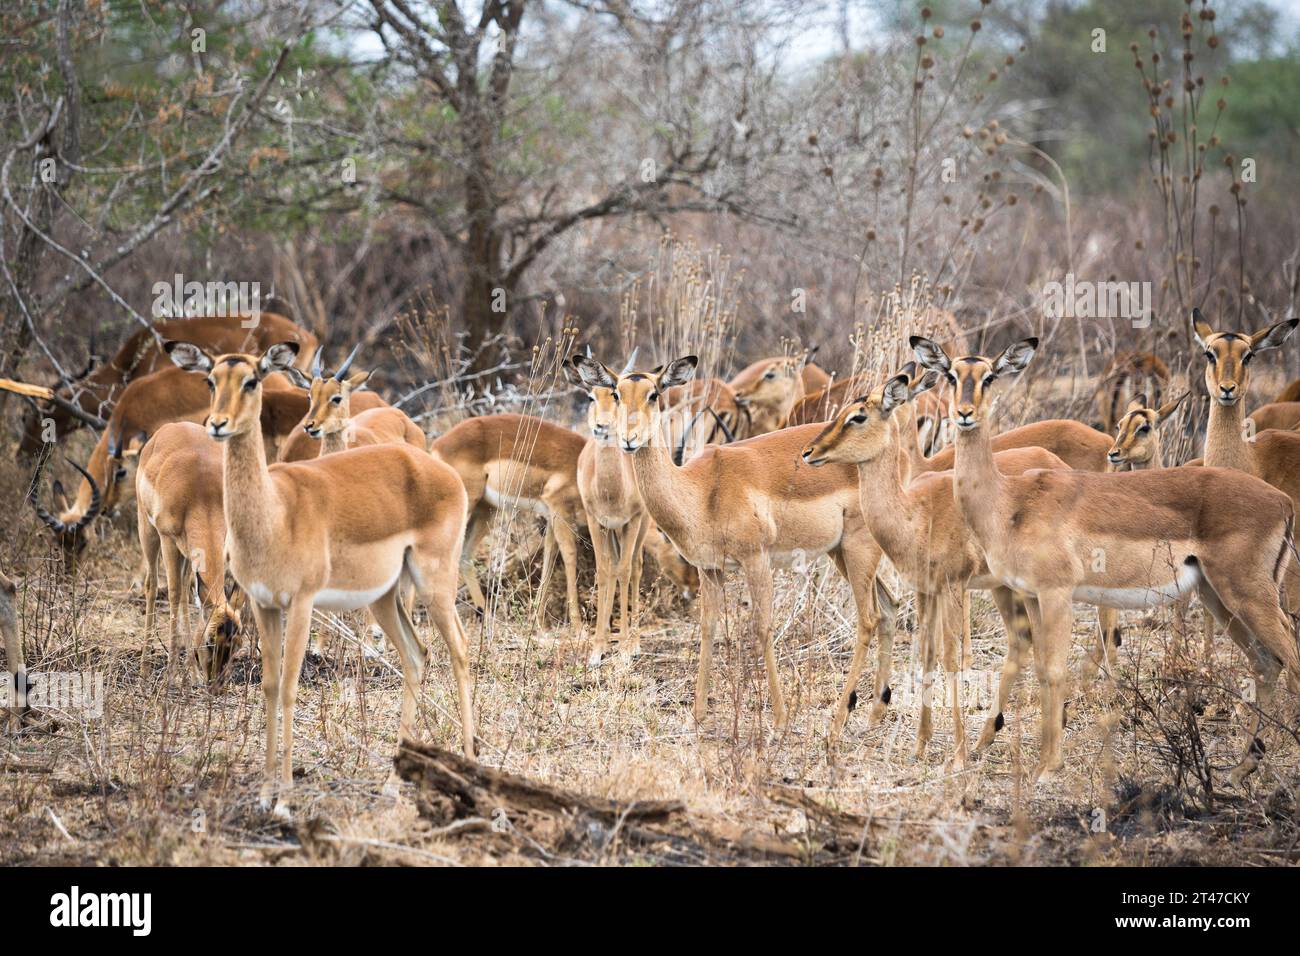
(274, 600, 314, 819)
(1030, 588, 1072, 783)
(459, 503, 492, 617)
(160, 541, 188, 669)
(914, 591, 938, 762)
(828, 545, 886, 743)
(1085, 606, 1120, 684)
(693, 568, 724, 727)
(743, 557, 784, 730)
(977, 587, 1032, 752)
(552, 512, 582, 640)
(139, 518, 160, 647)
(535, 523, 557, 628)
(251, 603, 283, 811)
(587, 520, 615, 666)
(1197, 572, 1292, 787)
(943, 588, 968, 770)
(1202, 605, 1216, 662)
(423, 588, 475, 758)
(623, 513, 649, 658)
(2, 585, 24, 726)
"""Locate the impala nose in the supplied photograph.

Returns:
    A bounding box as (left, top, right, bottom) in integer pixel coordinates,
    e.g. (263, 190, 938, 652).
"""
(208, 418, 231, 438)
(1217, 382, 1238, 403)
(953, 408, 976, 429)
(1107, 448, 1123, 464)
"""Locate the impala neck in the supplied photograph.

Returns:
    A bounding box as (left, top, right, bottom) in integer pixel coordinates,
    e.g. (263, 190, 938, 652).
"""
(222, 391, 279, 554)
(952, 418, 1002, 546)
(1203, 397, 1257, 474)
(855, 417, 921, 565)
(629, 438, 697, 544)
(321, 427, 349, 456)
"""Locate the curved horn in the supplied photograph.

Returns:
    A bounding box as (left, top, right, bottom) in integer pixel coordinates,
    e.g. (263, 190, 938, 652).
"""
(28, 451, 66, 535)
(621, 347, 640, 376)
(704, 406, 735, 444)
(64, 458, 102, 532)
(311, 346, 324, 380)
(334, 342, 363, 381)
(107, 429, 122, 460)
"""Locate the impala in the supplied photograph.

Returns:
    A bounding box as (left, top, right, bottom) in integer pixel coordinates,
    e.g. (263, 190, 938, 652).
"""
(279, 346, 421, 461)
(1275, 377, 1300, 404)
(430, 413, 588, 635)
(19, 312, 316, 456)
(663, 376, 742, 456)
(166, 340, 474, 817)
(913, 334, 1300, 785)
(135, 422, 245, 681)
(803, 368, 1075, 764)
(1092, 350, 1170, 434)
(1105, 393, 1188, 470)
(564, 356, 651, 665)
(571, 353, 892, 735)
(1245, 401, 1300, 435)
(30, 365, 301, 567)
(728, 354, 809, 436)
(787, 373, 951, 455)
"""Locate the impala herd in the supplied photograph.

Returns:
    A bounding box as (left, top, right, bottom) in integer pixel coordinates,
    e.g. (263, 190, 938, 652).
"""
(5, 308, 1300, 815)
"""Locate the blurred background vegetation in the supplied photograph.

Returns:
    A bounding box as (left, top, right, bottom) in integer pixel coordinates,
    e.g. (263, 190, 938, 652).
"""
(3, 0, 1298, 395)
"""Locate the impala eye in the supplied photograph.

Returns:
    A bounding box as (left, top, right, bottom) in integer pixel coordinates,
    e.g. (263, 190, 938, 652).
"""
(1137, 424, 1151, 435)
(115, 467, 128, 480)
(330, 395, 343, 405)
(206, 378, 215, 391)
(982, 374, 996, 387)
(946, 372, 957, 385)
(1205, 351, 1216, 363)
(612, 391, 621, 403)
(1242, 352, 1254, 365)
(647, 391, 658, 402)
(848, 412, 867, 425)
(242, 378, 256, 392)
(763, 370, 776, 380)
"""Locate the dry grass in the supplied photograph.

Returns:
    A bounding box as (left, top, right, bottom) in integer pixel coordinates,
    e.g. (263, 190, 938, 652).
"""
(3, 439, 1298, 866)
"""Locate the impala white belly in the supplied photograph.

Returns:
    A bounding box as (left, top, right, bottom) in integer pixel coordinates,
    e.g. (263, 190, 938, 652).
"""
(484, 485, 549, 516)
(314, 568, 403, 612)
(1072, 562, 1201, 610)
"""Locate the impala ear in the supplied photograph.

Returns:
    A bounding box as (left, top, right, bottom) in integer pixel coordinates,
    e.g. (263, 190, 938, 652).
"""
(658, 355, 698, 389)
(571, 354, 617, 389)
(898, 360, 917, 381)
(1127, 394, 1147, 414)
(164, 340, 214, 373)
(1156, 391, 1188, 424)
(560, 358, 585, 387)
(52, 479, 69, 512)
(992, 338, 1038, 376)
(1251, 318, 1299, 352)
(1191, 307, 1214, 349)
(910, 370, 942, 398)
(345, 369, 371, 390)
(879, 373, 912, 415)
(258, 342, 300, 378)
(909, 336, 951, 374)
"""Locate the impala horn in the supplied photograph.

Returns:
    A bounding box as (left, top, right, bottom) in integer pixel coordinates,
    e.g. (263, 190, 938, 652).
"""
(333, 342, 363, 381)
(621, 348, 639, 376)
(311, 346, 324, 380)
(29, 455, 101, 536)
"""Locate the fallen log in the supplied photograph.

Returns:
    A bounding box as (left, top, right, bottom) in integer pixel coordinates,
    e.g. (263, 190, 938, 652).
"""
(394, 742, 869, 865)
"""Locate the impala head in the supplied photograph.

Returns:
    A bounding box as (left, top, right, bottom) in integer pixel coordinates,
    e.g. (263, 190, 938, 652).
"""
(1107, 392, 1187, 469)
(1192, 309, 1298, 406)
(911, 335, 1038, 430)
(101, 429, 147, 517)
(302, 344, 370, 439)
(801, 363, 942, 466)
(645, 528, 700, 600)
(731, 355, 805, 426)
(564, 349, 639, 444)
(194, 579, 246, 685)
(164, 340, 301, 440)
(29, 457, 102, 570)
(570, 353, 699, 453)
